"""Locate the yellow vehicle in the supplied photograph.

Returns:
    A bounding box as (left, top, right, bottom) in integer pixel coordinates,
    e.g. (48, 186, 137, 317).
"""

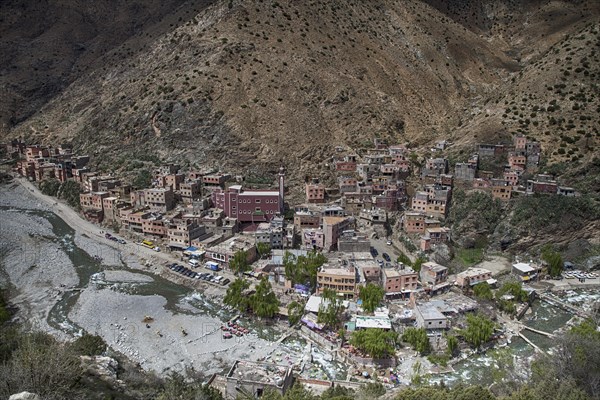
(141, 240, 155, 248)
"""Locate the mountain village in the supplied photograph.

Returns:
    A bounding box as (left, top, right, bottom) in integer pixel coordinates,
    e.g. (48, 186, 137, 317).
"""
(1, 135, 597, 398)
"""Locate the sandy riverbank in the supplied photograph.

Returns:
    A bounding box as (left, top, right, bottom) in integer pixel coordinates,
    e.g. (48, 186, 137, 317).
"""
(0, 183, 78, 339)
(0, 178, 301, 377)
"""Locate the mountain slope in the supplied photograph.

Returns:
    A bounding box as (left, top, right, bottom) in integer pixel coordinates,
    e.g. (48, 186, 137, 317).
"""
(1, 0, 599, 193)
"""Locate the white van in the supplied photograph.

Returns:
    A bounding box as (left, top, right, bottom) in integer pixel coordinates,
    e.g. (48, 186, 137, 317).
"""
(188, 259, 199, 267)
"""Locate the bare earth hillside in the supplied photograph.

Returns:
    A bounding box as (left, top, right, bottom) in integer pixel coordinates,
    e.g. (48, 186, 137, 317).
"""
(1, 0, 599, 195)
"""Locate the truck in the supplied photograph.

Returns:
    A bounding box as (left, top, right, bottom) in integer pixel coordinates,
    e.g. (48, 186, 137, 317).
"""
(204, 261, 219, 271)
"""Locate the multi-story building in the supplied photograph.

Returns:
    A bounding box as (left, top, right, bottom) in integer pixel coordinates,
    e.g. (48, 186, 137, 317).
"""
(420, 227, 450, 251)
(404, 212, 426, 234)
(293, 210, 320, 229)
(317, 265, 357, 299)
(305, 179, 325, 204)
(456, 267, 493, 288)
(202, 173, 231, 188)
(382, 268, 418, 297)
(142, 215, 167, 238)
(508, 153, 527, 171)
(420, 262, 448, 286)
(130, 188, 175, 212)
(179, 180, 202, 204)
(338, 177, 358, 194)
(254, 222, 284, 250)
(212, 169, 285, 224)
(167, 220, 208, 249)
(323, 216, 354, 251)
(205, 236, 257, 269)
(491, 181, 512, 201)
(454, 162, 477, 181)
(411, 192, 428, 213)
(337, 231, 370, 253)
(79, 191, 109, 211)
(302, 228, 325, 250)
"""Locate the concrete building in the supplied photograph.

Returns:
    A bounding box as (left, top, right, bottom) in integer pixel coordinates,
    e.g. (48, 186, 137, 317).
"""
(167, 220, 208, 249)
(317, 265, 357, 299)
(337, 231, 371, 253)
(420, 227, 450, 251)
(456, 268, 493, 288)
(302, 228, 325, 250)
(224, 360, 294, 399)
(305, 179, 325, 203)
(411, 192, 428, 213)
(180, 180, 202, 203)
(512, 262, 541, 282)
(403, 212, 426, 234)
(254, 222, 284, 250)
(382, 268, 418, 297)
(323, 216, 354, 251)
(420, 262, 448, 286)
(415, 304, 449, 330)
(293, 210, 320, 229)
(454, 162, 477, 181)
(205, 236, 257, 269)
(212, 169, 285, 224)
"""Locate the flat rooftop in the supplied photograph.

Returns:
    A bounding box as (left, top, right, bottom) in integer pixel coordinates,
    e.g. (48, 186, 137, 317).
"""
(513, 262, 535, 273)
(416, 304, 446, 321)
(355, 316, 391, 330)
(227, 361, 290, 387)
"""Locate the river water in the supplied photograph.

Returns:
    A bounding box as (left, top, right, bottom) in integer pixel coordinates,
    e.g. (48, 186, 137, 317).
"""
(0, 200, 586, 384)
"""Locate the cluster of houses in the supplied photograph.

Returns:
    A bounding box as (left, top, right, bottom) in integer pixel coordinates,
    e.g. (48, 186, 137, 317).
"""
(457, 134, 577, 197)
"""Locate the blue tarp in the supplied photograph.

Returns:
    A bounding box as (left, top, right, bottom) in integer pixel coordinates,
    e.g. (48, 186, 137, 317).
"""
(294, 284, 309, 292)
(185, 246, 198, 252)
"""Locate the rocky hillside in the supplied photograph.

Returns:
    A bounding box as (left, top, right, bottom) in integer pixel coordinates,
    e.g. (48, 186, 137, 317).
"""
(1, 0, 599, 192)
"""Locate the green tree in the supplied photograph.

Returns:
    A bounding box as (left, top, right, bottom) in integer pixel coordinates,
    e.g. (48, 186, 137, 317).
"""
(350, 328, 398, 359)
(257, 242, 272, 259)
(358, 382, 386, 398)
(284, 250, 326, 288)
(318, 288, 344, 329)
(446, 334, 459, 357)
(59, 180, 82, 208)
(413, 257, 426, 273)
(156, 372, 223, 400)
(133, 168, 152, 189)
(39, 178, 61, 196)
(229, 250, 250, 275)
(322, 385, 355, 400)
(358, 283, 385, 313)
(461, 314, 495, 349)
(397, 252, 413, 267)
(402, 327, 431, 355)
(283, 382, 316, 400)
(541, 245, 563, 277)
(496, 281, 529, 303)
(223, 278, 250, 312)
(250, 277, 279, 318)
(287, 301, 304, 326)
(473, 282, 493, 300)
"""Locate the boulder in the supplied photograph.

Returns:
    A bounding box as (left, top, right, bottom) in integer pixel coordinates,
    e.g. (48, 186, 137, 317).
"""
(9, 393, 41, 400)
(81, 355, 119, 381)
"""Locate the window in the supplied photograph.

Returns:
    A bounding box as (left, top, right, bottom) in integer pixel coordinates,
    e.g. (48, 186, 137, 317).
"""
(255, 199, 261, 203)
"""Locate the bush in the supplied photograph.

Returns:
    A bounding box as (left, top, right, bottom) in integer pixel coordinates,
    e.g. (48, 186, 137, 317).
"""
(70, 333, 106, 356)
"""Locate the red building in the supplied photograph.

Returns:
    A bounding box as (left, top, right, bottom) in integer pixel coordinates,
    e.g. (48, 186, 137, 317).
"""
(212, 168, 285, 223)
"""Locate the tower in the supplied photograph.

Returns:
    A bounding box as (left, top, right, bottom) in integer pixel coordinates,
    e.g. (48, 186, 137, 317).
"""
(278, 166, 285, 213)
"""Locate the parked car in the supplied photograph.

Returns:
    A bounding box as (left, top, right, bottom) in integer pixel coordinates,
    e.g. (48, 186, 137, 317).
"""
(386, 239, 392, 245)
(382, 253, 391, 262)
(370, 247, 378, 257)
(221, 278, 231, 286)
